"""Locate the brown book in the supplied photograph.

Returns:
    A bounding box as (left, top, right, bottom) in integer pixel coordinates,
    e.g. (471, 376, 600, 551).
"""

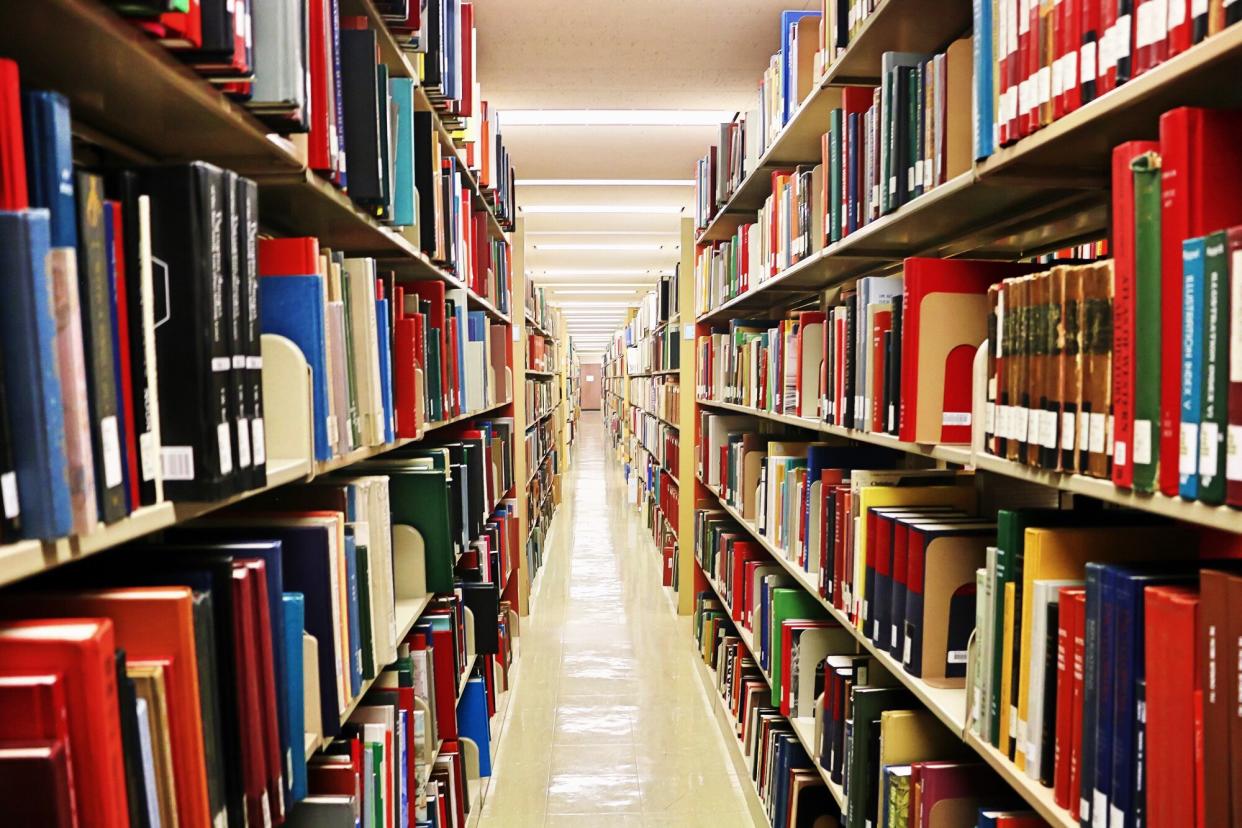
(1082, 262, 1114, 478)
(1059, 266, 1083, 473)
(985, 283, 1000, 456)
(1047, 266, 1066, 471)
(1027, 271, 1047, 468)
(1199, 569, 1237, 828)
(1005, 276, 1025, 463)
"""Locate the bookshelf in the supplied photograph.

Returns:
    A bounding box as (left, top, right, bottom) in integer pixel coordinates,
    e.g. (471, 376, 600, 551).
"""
(667, 5, 1242, 828)
(517, 220, 566, 600)
(0, 0, 529, 824)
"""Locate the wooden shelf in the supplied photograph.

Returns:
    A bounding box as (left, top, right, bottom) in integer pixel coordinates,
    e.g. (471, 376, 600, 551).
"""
(524, 313, 556, 339)
(525, 369, 556, 378)
(696, 0, 976, 243)
(423, 397, 515, 435)
(694, 398, 1241, 532)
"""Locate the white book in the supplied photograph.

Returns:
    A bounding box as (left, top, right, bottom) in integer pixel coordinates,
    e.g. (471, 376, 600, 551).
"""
(1024, 578, 1082, 777)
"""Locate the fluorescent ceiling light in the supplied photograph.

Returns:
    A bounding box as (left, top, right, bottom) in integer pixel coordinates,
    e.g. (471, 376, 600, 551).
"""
(552, 301, 640, 307)
(537, 282, 653, 288)
(530, 269, 672, 276)
(553, 289, 644, 295)
(526, 230, 679, 236)
(532, 243, 675, 251)
(500, 109, 733, 126)
(521, 179, 694, 187)
(520, 204, 684, 215)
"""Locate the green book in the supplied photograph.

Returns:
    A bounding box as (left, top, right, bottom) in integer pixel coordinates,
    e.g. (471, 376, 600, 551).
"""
(356, 543, 375, 680)
(844, 687, 915, 828)
(368, 466, 456, 591)
(988, 543, 1010, 748)
(829, 108, 843, 242)
(1131, 153, 1163, 493)
(767, 587, 828, 706)
(1199, 229, 1229, 503)
(884, 765, 913, 828)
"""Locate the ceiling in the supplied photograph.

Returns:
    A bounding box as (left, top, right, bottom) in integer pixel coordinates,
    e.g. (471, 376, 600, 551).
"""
(471, 0, 815, 357)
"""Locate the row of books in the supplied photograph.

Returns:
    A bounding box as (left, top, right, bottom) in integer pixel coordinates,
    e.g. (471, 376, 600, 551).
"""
(972, 0, 1242, 159)
(100, 1, 518, 289)
(524, 456, 557, 578)
(630, 412, 679, 483)
(527, 332, 554, 373)
(628, 374, 680, 427)
(0, 443, 521, 827)
(523, 378, 555, 422)
(259, 236, 513, 465)
(825, 41, 973, 240)
(968, 514, 1242, 828)
(693, 10, 822, 228)
(0, 71, 269, 542)
(524, 283, 560, 336)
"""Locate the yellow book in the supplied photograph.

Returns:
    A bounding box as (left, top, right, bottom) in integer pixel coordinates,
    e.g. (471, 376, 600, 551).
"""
(1012, 525, 1189, 771)
(850, 478, 976, 630)
(998, 581, 1016, 755)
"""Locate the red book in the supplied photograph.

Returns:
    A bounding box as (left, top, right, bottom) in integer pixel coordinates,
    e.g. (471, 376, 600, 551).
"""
(1145, 584, 1200, 828)
(1135, 0, 1169, 74)
(307, 0, 338, 175)
(1227, 227, 1242, 507)
(1157, 108, 1242, 496)
(158, 0, 203, 50)
(259, 237, 321, 276)
(231, 566, 270, 828)
(429, 626, 459, 740)
(458, 4, 475, 117)
(1062, 0, 1083, 114)
(1068, 587, 1087, 818)
(0, 59, 27, 211)
(779, 621, 833, 715)
(898, 258, 1039, 444)
(1168, 0, 1191, 56)
(0, 618, 128, 828)
(1054, 587, 1085, 810)
(394, 317, 420, 438)
(1109, 141, 1161, 489)
(871, 308, 892, 431)
(1097, 0, 1118, 95)
(107, 201, 142, 512)
(1080, 0, 1101, 103)
(997, 0, 1013, 145)
(240, 560, 286, 825)
(0, 740, 74, 828)
(730, 541, 766, 624)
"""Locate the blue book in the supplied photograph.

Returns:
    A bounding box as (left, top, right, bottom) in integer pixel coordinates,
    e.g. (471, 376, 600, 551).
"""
(779, 10, 820, 126)
(1080, 562, 1106, 827)
(1091, 562, 1122, 827)
(259, 274, 332, 461)
(101, 207, 133, 513)
(457, 677, 492, 776)
(971, 0, 995, 160)
(468, 311, 488, 407)
(22, 91, 77, 249)
(389, 78, 416, 227)
(282, 592, 308, 804)
(0, 210, 72, 539)
(1179, 237, 1206, 499)
(1107, 565, 1196, 828)
(376, 297, 394, 442)
(344, 530, 362, 698)
(397, 708, 410, 828)
(847, 111, 860, 233)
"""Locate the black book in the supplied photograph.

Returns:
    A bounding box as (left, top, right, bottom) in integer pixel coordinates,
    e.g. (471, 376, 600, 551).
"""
(137, 162, 234, 501)
(376, 64, 392, 222)
(459, 581, 501, 654)
(413, 111, 439, 254)
(236, 176, 266, 491)
(189, 0, 237, 62)
(105, 171, 159, 507)
(843, 301, 856, 428)
(424, 0, 444, 94)
(893, 65, 913, 209)
(881, 329, 894, 436)
(75, 171, 128, 523)
(339, 27, 384, 208)
(1039, 600, 1060, 786)
(887, 299, 902, 436)
(0, 343, 19, 542)
(221, 171, 249, 496)
(114, 649, 152, 828)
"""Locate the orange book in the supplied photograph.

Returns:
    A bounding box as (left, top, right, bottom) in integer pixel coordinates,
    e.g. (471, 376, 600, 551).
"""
(0, 618, 129, 828)
(5, 589, 210, 827)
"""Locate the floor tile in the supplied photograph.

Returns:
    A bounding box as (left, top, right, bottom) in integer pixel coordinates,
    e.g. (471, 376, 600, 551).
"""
(477, 414, 757, 827)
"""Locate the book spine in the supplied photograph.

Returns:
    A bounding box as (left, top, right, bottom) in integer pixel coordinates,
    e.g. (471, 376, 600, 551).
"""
(1080, 564, 1104, 827)
(1131, 153, 1163, 492)
(1198, 230, 1228, 503)
(1178, 237, 1205, 499)
(1228, 227, 1242, 506)
(238, 178, 264, 489)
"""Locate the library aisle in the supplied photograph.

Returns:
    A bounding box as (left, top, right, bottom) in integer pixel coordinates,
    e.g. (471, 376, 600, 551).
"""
(480, 412, 761, 827)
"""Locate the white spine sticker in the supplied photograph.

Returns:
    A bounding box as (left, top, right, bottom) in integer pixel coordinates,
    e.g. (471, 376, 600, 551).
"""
(1200, 422, 1220, 477)
(252, 419, 266, 466)
(1, 471, 18, 518)
(1180, 422, 1200, 476)
(1089, 412, 1108, 454)
(1133, 419, 1153, 465)
(1226, 425, 1242, 481)
(1062, 411, 1077, 451)
(100, 415, 124, 488)
(217, 422, 233, 476)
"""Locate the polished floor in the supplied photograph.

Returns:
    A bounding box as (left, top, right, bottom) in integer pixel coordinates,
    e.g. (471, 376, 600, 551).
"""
(477, 412, 761, 827)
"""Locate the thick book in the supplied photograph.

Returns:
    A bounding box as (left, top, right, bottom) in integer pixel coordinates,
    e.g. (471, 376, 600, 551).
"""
(75, 172, 128, 522)
(0, 208, 73, 540)
(138, 163, 236, 500)
(1157, 107, 1242, 497)
(259, 237, 333, 461)
(1110, 140, 1160, 489)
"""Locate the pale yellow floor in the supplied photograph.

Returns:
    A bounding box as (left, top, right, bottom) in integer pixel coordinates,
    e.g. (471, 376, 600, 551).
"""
(477, 413, 761, 827)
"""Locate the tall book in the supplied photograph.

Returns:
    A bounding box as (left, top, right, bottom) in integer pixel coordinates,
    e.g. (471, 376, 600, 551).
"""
(1130, 152, 1163, 493)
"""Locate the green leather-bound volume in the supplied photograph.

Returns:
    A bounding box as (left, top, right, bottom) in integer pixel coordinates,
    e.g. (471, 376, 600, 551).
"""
(1131, 153, 1162, 493)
